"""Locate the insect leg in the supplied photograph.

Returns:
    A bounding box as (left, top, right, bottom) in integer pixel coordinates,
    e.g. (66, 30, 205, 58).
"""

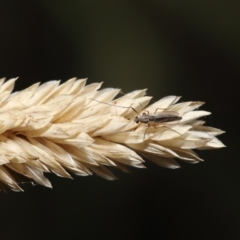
(156, 125, 182, 137)
(153, 107, 167, 114)
(143, 123, 150, 141)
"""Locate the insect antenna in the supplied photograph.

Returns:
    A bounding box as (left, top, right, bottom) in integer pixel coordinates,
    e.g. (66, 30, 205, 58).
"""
(89, 98, 140, 115)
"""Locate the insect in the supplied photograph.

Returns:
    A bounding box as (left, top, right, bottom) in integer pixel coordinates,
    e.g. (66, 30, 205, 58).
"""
(134, 110, 182, 124)
(133, 109, 182, 139)
(89, 98, 182, 139)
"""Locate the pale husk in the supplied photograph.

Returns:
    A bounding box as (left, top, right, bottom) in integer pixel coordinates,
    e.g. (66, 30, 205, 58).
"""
(0, 78, 225, 191)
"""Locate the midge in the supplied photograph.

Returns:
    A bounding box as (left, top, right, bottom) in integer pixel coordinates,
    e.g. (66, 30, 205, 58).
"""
(89, 98, 182, 128)
(134, 110, 182, 125)
(134, 109, 182, 139)
(90, 98, 182, 123)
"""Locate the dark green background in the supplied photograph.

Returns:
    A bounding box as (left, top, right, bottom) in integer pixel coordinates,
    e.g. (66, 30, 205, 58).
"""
(0, 1, 237, 239)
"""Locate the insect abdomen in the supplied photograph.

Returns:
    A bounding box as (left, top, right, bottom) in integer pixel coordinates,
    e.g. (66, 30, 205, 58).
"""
(154, 115, 182, 123)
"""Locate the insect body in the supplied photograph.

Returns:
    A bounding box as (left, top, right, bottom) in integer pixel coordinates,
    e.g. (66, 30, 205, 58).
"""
(135, 110, 182, 124)
(89, 98, 182, 123)
(89, 98, 182, 139)
(134, 110, 182, 139)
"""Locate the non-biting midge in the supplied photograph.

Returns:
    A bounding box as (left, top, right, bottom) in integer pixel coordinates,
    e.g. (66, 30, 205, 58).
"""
(89, 98, 182, 139)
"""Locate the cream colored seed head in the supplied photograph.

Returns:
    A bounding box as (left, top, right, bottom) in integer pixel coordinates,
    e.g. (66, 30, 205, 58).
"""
(0, 78, 225, 192)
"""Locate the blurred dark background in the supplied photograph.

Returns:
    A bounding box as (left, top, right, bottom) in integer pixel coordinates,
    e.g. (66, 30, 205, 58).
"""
(0, 1, 238, 239)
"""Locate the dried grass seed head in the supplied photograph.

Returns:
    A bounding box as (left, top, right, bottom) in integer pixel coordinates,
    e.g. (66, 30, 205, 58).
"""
(0, 78, 225, 192)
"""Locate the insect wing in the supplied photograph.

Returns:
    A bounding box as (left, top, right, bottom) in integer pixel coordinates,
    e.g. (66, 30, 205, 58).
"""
(154, 111, 182, 123)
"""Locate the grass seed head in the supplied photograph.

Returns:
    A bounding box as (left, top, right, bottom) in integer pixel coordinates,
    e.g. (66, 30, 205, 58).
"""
(0, 78, 225, 192)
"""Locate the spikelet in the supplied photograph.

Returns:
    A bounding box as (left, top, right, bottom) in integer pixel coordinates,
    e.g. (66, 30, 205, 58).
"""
(0, 78, 225, 192)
